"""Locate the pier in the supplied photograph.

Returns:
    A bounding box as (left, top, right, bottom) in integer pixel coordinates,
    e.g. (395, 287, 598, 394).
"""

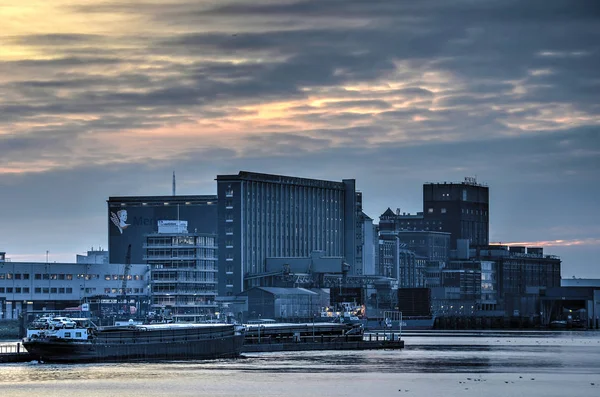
(0, 343, 32, 363)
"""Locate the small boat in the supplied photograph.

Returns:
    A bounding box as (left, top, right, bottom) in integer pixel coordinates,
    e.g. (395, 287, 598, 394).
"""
(549, 320, 568, 329)
(23, 319, 245, 363)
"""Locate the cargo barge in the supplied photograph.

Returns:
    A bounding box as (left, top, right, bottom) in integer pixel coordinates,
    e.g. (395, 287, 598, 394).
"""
(23, 320, 244, 363)
(242, 322, 403, 352)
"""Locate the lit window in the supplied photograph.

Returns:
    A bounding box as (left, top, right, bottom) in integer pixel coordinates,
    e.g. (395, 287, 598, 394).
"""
(441, 208, 447, 214)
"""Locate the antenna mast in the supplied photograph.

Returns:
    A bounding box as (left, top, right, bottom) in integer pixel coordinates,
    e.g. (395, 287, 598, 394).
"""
(172, 171, 176, 196)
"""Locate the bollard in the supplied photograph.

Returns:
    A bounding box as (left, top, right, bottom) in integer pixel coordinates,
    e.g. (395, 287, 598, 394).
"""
(17, 343, 20, 354)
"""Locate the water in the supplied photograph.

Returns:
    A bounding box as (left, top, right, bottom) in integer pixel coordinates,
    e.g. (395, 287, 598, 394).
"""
(1, 331, 600, 396)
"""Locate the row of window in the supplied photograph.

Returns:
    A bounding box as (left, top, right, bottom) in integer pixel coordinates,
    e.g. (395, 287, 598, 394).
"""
(147, 236, 216, 246)
(103, 274, 144, 281)
(0, 273, 144, 281)
(104, 288, 144, 294)
(0, 287, 70, 294)
(0, 287, 146, 295)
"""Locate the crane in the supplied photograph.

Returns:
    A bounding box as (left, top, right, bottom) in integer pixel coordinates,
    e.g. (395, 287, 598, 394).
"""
(119, 244, 132, 317)
(122, 244, 132, 295)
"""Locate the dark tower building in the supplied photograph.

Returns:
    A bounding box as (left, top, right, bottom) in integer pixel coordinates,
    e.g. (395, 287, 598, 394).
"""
(107, 195, 218, 264)
(216, 171, 358, 296)
(423, 177, 489, 248)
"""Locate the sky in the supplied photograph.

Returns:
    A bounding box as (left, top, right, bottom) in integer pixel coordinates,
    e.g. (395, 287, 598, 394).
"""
(0, 0, 599, 277)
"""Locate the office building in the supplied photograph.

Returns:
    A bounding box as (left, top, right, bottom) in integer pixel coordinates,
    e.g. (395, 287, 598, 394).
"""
(145, 220, 218, 321)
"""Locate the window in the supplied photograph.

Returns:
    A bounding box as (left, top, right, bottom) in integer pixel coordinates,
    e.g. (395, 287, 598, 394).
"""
(15, 288, 21, 293)
(59, 288, 65, 293)
(66, 288, 73, 293)
(43, 274, 49, 280)
(0, 288, 4, 293)
(6, 287, 13, 293)
(428, 208, 434, 213)
(15, 273, 21, 279)
(23, 288, 29, 293)
(64, 332, 71, 338)
(50, 288, 57, 294)
(66, 274, 73, 280)
(441, 208, 447, 214)
(23, 274, 30, 280)
(35, 274, 42, 280)
(35, 288, 41, 294)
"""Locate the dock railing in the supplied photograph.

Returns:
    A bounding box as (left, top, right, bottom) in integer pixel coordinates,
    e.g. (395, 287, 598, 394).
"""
(383, 310, 402, 341)
(0, 343, 28, 355)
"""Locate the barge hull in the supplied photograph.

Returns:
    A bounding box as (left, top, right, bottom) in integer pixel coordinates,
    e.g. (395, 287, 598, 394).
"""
(24, 334, 244, 363)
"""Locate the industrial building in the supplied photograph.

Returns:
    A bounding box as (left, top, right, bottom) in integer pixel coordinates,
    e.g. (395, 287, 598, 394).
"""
(237, 287, 329, 322)
(379, 177, 489, 250)
(216, 171, 360, 295)
(423, 177, 489, 248)
(0, 251, 148, 320)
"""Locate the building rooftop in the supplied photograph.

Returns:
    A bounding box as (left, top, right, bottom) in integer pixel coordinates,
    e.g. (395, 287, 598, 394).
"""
(216, 171, 350, 190)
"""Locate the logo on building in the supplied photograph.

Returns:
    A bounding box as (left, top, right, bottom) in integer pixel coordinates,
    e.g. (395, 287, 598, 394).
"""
(110, 210, 131, 234)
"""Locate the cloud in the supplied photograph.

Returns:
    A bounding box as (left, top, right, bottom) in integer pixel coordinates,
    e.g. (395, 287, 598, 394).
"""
(0, 0, 599, 274)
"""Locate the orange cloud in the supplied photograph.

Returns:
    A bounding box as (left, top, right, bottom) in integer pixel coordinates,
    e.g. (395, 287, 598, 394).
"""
(491, 239, 600, 248)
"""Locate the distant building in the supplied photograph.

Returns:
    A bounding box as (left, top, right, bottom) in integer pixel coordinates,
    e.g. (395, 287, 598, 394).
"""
(396, 230, 450, 263)
(379, 177, 489, 250)
(378, 234, 426, 288)
(478, 245, 561, 317)
(431, 260, 482, 316)
(76, 249, 109, 264)
(358, 210, 376, 275)
(423, 177, 489, 248)
(107, 195, 217, 265)
(379, 208, 426, 234)
(216, 171, 359, 295)
(0, 256, 148, 319)
(237, 287, 327, 321)
(145, 220, 218, 321)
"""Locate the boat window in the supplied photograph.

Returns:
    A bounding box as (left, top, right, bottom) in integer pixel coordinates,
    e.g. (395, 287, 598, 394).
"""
(76, 332, 82, 337)
(64, 332, 71, 338)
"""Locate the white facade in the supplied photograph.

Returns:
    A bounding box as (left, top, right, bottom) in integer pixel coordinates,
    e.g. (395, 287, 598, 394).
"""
(0, 260, 149, 319)
(145, 228, 218, 321)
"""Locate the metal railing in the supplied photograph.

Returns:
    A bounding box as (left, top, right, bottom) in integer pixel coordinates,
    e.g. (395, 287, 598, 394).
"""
(0, 343, 27, 355)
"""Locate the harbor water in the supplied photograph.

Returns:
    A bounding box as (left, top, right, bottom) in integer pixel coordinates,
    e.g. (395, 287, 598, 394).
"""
(1, 330, 600, 396)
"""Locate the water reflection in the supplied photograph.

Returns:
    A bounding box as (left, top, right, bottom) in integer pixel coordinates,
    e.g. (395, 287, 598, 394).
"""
(1, 331, 600, 385)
